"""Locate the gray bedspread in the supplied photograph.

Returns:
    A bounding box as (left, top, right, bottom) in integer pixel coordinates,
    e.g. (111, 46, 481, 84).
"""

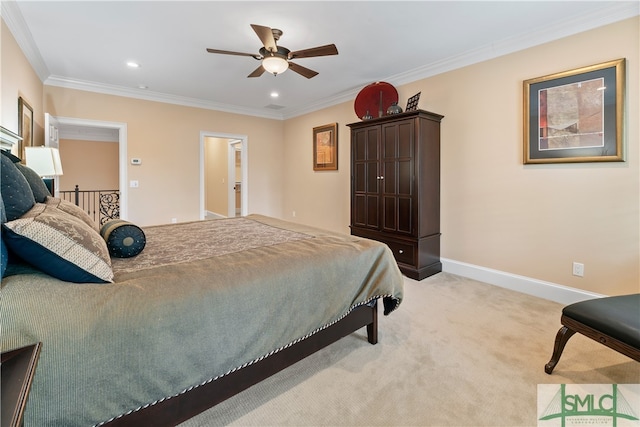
(0, 215, 403, 427)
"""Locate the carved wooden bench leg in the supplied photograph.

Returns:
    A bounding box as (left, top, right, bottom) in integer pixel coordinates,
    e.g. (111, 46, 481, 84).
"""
(545, 326, 577, 374)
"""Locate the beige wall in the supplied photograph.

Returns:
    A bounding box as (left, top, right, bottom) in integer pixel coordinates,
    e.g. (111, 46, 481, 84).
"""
(204, 137, 228, 216)
(3, 15, 638, 296)
(282, 102, 354, 232)
(1, 19, 44, 154)
(282, 17, 639, 296)
(432, 18, 638, 297)
(58, 139, 119, 192)
(42, 86, 285, 226)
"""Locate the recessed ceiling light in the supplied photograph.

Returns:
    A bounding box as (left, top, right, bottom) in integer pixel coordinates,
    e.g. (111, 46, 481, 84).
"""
(138, 85, 148, 90)
(270, 92, 279, 98)
(126, 61, 140, 68)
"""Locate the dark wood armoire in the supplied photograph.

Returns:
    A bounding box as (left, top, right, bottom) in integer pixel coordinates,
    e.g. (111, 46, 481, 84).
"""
(348, 109, 443, 280)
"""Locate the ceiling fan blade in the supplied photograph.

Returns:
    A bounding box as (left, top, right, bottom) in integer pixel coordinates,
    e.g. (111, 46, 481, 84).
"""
(250, 24, 277, 52)
(206, 48, 260, 59)
(248, 65, 266, 78)
(289, 44, 338, 59)
(288, 62, 319, 79)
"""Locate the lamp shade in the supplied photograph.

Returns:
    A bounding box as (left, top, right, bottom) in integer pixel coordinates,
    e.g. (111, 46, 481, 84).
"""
(262, 56, 289, 75)
(25, 146, 64, 176)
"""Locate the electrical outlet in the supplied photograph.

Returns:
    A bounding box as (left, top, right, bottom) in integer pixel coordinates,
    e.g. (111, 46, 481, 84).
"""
(572, 262, 584, 277)
(292, 211, 296, 217)
(171, 218, 177, 224)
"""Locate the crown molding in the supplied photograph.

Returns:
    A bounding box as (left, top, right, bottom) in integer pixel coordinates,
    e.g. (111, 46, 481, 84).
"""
(5, 1, 638, 121)
(280, 86, 361, 120)
(1, 0, 50, 82)
(44, 76, 285, 120)
(387, 1, 640, 89)
(283, 2, 639, 119)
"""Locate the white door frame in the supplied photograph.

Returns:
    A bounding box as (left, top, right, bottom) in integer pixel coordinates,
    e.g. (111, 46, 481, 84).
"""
(44, 113, 61, 196)
(200, 131, 248, 219)
(46, 115, 128, 220)
(228, 140, 242, 217)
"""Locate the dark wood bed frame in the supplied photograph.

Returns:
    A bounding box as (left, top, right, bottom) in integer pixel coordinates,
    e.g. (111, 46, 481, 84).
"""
(104, 301, 378, 426)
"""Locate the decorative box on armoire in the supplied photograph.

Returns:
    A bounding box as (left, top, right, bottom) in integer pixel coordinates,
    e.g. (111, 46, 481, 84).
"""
(348, 109, 443, 280)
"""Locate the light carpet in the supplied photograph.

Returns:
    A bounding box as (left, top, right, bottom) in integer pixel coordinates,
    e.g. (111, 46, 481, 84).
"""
(179, 272, 639, 426)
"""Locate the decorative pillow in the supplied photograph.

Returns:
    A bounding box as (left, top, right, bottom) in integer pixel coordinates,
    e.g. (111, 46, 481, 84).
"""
(0, 191, 6, 224)
(15, 163, 51, 202)
(45, 196, 98, 231)
(0, 149, 22, 163)
(100, 219, 146, 258)
(1, 235, 7, 278)
(1, 193, 6, 278)
(1, 154, 35, 221)
(2, 203, 113, 283)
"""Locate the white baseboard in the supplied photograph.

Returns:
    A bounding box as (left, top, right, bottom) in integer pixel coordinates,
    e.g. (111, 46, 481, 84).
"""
(441, 258, 604, 305)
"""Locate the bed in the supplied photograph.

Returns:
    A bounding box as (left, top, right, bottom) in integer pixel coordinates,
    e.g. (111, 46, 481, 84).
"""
(0, 152, 404, 426)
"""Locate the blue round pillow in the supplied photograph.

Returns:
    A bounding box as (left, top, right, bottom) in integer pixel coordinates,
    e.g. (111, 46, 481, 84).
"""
(100, 219, 146, 258)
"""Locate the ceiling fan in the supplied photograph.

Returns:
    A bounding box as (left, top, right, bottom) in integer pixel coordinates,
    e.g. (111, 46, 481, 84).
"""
(206, 24, 338, 79)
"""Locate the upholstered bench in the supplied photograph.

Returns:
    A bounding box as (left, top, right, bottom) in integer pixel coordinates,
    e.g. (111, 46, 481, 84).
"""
(545, 294, 640, 374)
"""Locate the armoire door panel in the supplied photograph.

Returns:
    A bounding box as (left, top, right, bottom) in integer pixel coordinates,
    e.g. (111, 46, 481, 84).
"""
(383, 139, 396, 160)
(382, 161, 396, 194)
(366, 129, 379, 161)
(382, 124, 396, 157)
(398, 197, 412, 233)
(366, 162, 379, 193)
(397, 122, 413, 157)
(366, 195, 379, 228)
(398, 160, 412, 195)
(353, 195, 366, 226)
(354, 163, 366, 192)
(382, 196, 397, 231)
(353, 131, 366, 161)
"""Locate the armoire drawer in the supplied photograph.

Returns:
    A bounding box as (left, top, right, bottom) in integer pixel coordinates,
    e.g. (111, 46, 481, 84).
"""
(382, 239, 415, 265)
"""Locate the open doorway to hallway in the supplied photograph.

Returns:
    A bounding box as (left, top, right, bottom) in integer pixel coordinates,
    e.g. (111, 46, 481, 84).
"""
(201, 132, 247, 219)
(46, 114, 128, 224)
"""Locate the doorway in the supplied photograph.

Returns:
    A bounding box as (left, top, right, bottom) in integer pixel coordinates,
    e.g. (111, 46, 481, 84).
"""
(230, 140, 242, 217)
(200, 132, 247, 219)
(45, 114, 128, 220)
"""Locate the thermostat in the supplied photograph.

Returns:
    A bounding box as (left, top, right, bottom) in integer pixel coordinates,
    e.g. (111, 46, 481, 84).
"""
(131, 158, 142, 165)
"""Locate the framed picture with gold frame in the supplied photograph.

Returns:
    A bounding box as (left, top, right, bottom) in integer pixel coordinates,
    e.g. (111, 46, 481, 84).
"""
(523, 58, 625, 164)
(18, 97, 34, 163)
(313, 123, 338, 171)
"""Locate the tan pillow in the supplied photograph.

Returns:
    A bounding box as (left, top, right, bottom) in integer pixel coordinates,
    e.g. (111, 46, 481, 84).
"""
(45, 196, 99, 231)
(2, 203, 113, 283)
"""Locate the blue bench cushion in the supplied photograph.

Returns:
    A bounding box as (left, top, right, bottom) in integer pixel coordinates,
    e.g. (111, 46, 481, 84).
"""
(563, 294, 640, 349)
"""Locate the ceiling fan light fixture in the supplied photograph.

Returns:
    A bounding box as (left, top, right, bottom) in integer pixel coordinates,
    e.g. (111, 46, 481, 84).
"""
(206, 24, 337, 79)
(262, 56, 289, 75)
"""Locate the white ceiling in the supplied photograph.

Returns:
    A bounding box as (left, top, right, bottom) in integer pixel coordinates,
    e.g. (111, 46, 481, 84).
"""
(3, 1, 639, 120)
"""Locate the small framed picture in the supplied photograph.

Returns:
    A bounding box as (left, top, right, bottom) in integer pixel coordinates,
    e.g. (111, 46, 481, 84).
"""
(405, 92, 421, 112)
(313, 123, 338, 171)
(523, 58, 625, 164)
(18, 97, 34, 163)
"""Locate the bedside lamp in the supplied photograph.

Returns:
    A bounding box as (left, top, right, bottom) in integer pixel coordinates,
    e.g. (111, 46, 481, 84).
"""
(25, 146, 64, 195)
